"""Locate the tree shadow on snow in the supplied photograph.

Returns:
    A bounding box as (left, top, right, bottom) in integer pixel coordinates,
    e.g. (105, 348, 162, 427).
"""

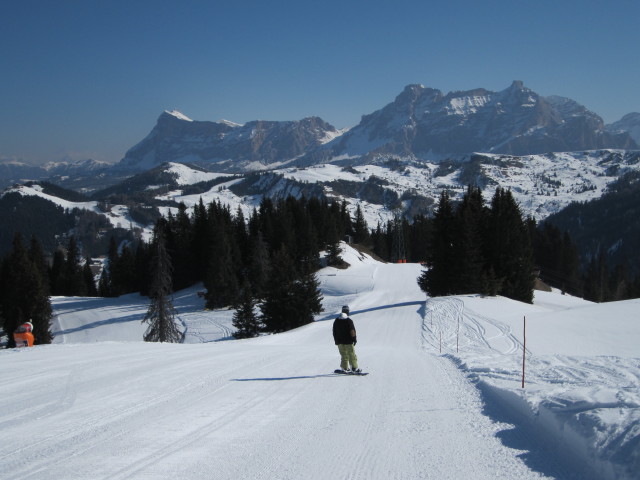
(316, 301, 424, 322)
(53, 313, 142, 336)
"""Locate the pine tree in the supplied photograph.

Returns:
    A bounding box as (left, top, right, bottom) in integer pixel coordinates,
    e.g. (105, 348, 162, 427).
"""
(583, 251, 609, 302)
(83, 257, 98, 296)
(49, 248, 65, 295)
(0, 233, 52, 346)
(61, 236, 86, 296)
(292, 200, 320, 274)
(204, 216, 239, 309)
(532, 223, 582, 296)
(166, 203, 194, 291)
(260, 246, 323, 333)
(142, 224, 182, 343)
(324, 214, 344, 266)
(407, 214, 432, 264)
(248, 231, 270, 299)
(232, 279, 262, 338)
(454, 186, 487, 294)
(191, 198, 210, 281)
(418, 191, 456, 296)
(98, 267, 111, 297)
(29, 235, 50, 290)
(110, 244, 137, 296)
(486, 188, 535, 303)
(352, 204, 370, 245)
(371, 221, 390, 261)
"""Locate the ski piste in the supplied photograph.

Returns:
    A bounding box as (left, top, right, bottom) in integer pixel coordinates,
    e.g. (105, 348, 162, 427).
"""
(334, 369, 369, 376)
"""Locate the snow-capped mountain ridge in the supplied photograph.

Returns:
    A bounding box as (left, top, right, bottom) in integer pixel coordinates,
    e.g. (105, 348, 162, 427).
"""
(322, 81, 636, 163)
(164, 110, 193, 122)
(114, 81, 638, 173)
(117, 112, 339, 173)
(0, 158, 112, 189)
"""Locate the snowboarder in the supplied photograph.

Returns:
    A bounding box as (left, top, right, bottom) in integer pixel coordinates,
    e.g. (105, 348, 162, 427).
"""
(333, 305, 361, 373)
(13, 321, 34, 347)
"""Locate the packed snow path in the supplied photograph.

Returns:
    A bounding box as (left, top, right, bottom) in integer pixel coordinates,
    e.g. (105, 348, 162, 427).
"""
(1, 262, 558, 480)
(5, 245, 639, 479)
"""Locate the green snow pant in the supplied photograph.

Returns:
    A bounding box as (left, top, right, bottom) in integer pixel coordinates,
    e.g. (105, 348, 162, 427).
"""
(337, 344, 358, 370)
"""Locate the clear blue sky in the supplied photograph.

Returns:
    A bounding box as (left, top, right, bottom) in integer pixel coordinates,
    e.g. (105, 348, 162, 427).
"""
(1, 0, 638, 165)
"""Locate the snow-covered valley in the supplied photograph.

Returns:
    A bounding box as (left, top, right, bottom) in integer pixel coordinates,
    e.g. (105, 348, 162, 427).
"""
(1, 245, 638, 479)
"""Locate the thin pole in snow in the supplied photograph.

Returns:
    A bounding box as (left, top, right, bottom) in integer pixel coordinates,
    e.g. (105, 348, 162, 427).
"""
(522, 316, 526, 388)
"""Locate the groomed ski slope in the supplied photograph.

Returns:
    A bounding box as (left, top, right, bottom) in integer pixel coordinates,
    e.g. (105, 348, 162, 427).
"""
(1, 246, 638, 479)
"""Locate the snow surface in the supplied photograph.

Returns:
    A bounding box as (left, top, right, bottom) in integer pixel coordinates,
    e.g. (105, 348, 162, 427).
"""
(1, 245, 638, 479)
(163, 162, 226, 186)
(165, 110, 193, 122)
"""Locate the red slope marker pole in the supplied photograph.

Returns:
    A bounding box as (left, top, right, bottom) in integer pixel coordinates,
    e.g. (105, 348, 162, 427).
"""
(522, 316, 526, 389)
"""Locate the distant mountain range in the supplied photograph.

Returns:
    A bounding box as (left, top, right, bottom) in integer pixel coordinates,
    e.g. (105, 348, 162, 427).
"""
(112, 81, 638, 173)
(322, 82, 636, 161)
(2, 81, 639, 183)
(0, 158, 112, 190)
(2, 81, 640, 272)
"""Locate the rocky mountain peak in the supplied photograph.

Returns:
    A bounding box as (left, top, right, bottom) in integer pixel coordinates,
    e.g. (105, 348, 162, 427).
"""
(607, 112, 640, 144)
(117, 111, 338, 173)
(324, 82, 637, 161)
(161, 110, 193, 122)
(511, 80, 524, 89)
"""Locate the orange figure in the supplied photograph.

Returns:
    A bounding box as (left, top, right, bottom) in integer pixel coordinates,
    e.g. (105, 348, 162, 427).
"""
(13, 321, 34, 347)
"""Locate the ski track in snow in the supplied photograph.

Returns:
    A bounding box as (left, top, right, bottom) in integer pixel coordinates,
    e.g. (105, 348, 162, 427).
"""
(421, 295, 640, 480)
(1, 246, 638, 479)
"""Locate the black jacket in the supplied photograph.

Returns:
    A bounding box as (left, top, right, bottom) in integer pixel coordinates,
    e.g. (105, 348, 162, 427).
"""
(333, 315, 356, 345)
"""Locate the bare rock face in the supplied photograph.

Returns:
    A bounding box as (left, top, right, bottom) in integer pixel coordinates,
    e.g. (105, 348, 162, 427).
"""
(607, 112, 640, 145)
(118, 111, 339, 173)
(325, 81, 637, 161)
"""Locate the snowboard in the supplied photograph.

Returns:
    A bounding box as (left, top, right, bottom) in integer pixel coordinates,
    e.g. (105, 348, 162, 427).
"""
(334, 369, 369, 376)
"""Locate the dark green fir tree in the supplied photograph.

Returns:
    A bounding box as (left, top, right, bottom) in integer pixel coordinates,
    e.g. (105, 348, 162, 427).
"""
(418, 191, 456, 296)
(0, 233, 53, 346)
(486, 187, 535, 303)
(232, 279, 262, 339)
(142, 224, 183, 343)
(260, 246, 323, 333)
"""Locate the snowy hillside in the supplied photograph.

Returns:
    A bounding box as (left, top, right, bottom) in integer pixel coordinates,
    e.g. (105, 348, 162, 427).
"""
(154, 149, 640, 227)
(1, 245, 638, 479)
(1, 183, 154, 240)
(4, 148, 640, 254)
